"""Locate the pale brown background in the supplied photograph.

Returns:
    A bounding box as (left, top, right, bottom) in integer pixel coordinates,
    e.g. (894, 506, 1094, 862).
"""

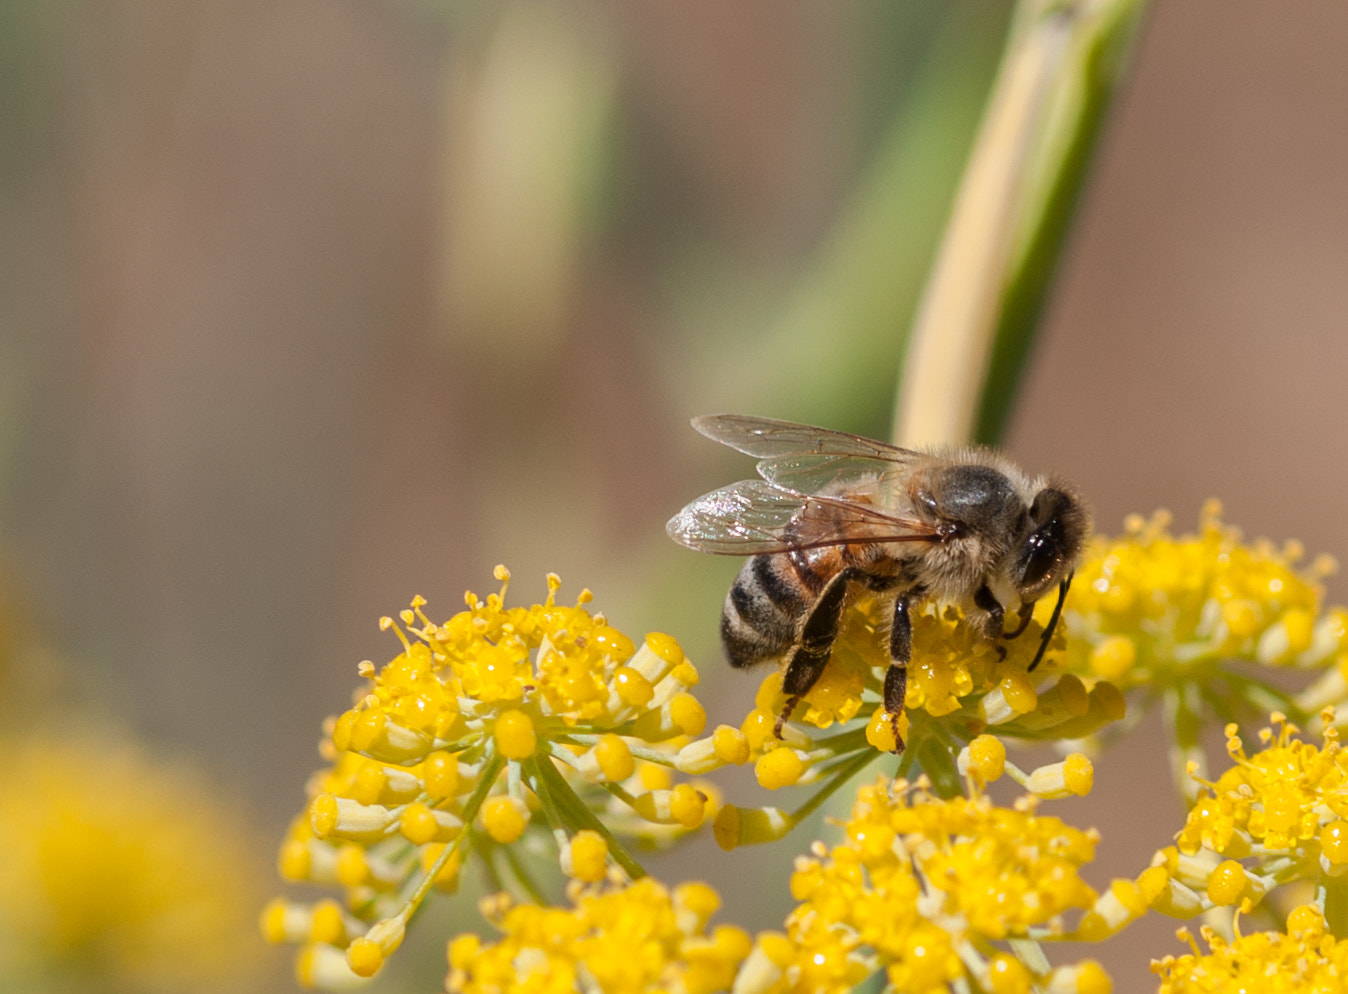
(3, 2, 1347, 989)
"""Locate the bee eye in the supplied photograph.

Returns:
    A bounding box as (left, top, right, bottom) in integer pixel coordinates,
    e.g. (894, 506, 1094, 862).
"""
(1020, 529, 1059, 591)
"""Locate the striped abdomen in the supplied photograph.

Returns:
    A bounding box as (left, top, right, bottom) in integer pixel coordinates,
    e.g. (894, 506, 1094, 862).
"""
(720, 549, 841, 669)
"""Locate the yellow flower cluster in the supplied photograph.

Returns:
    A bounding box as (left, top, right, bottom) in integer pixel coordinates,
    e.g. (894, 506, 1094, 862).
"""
(734, 778, 1105, 994)
(447, 878, 749, 994)
(265, 569, 722, 984)
(1127, 711, 1348, 930)
(1064, 502, 1343, 688)
(1153, 905, 1347, 994)
(1178, 711, 1348, 859)
(753, 595, 1122, 743)
(0, 730, 267, 993)
(727, 595, 1122, 809)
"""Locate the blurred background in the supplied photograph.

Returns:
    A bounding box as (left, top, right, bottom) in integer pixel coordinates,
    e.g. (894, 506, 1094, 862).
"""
(3, 1, 1348, 990)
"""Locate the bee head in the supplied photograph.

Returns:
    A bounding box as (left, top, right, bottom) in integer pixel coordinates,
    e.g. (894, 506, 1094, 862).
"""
(1010, 486, 1090, 603)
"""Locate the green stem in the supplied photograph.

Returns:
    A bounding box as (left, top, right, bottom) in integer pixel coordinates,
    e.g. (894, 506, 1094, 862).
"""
(500, 839, 549, 905)
(1323, 875, 1348, 939)
(791, 748, 878, 824)
(1008, 936, 1052, 976)
(401, 752, 505, 915)
(533, 749, 647, 879)
(891, 0, 1148, 447)
(1165, 684, 1208, 805)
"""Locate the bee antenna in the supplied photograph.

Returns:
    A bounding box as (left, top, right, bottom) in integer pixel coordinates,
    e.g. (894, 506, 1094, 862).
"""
(1027, 573, 1072, 673)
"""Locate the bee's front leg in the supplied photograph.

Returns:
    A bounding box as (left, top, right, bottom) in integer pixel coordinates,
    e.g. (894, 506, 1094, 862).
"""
(973, 584, 1008, 661)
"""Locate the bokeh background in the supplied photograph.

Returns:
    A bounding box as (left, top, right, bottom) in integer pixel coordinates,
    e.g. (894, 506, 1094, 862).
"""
(3, 2, 1348, 990)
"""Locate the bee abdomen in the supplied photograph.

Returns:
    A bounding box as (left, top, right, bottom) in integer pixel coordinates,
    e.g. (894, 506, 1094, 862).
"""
(720, 555, 813, 669)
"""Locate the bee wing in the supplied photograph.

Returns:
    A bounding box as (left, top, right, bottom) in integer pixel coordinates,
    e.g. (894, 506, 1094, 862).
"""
(690, 413, 923, 493)
(666, 479, 944, 555)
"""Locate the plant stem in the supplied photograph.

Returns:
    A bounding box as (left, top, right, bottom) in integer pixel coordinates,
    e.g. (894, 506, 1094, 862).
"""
(893, 0, 1147, 447)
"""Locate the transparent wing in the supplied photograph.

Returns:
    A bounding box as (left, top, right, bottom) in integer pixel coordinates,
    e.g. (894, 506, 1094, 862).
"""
(691, 413, 923, 493)
(666, 479, 944, 555)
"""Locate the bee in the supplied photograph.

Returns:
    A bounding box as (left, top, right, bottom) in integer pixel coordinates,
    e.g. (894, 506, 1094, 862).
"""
(666, 414, 1091, 752)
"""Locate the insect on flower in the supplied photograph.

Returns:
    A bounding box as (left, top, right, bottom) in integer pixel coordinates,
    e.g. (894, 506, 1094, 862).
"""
(667, 415, 1090, 751)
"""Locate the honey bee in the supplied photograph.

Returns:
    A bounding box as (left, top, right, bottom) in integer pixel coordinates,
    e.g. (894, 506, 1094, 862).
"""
(666, 414, 1090, 751)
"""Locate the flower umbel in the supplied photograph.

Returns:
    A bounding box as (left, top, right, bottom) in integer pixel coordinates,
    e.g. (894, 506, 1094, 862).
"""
(1153, 904, 1347, 994)
(0, 730, 268, 993)
(447, 878, 749, 994)
(266, 569, 717, 984)
(734, 777, 1107, 994)
(1064, 502, 1343, 692)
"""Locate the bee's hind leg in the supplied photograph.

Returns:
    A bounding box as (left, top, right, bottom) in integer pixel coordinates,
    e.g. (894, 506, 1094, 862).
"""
(775, 569, 855, 739)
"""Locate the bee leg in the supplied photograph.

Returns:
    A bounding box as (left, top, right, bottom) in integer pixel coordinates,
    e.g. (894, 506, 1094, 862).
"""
(775, 569, 854, 739)
(973, 584, 1008, 661)
(882, 593, 915, 754)
(1002, 603, 1034, 640)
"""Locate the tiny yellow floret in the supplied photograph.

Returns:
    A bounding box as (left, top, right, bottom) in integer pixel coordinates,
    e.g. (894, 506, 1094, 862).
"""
(494, 710, 537, 758)
(986, 953, 1032, 994)
(259, 898, 291, 945)
(399, 803, 441, 845)
(1286, 902, 1325, 936)
(1000, 671, 1038, 714)
(567, 830, 609, 882)
(309, 794, 339, 838)
(594, 733, 635, 782)
(422, 750, 459, 799)
(712, 806, 742, 851)
(967, 734, 1006, 783)
(309, 900, 347, 945)
(669, 784, 708, 828)
(1063, 753, 1094, 796)
(755, 748, 806, 790)
(712, 725, 751, 765)
(481, 796, 528, 843)
(1321, 820, 1348, 863)
(448, 933, 481, 971)
(346, 936, 384, 978)
(670, 693, 707, 736)
(1065, 959, 1111, 994)
(1088, 635, 1136, 680)
(865, 707, 905, 752)
(646, 631, 685, 665)
(613, 666, 654, 707)
(1205, 860, 1248, 906)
